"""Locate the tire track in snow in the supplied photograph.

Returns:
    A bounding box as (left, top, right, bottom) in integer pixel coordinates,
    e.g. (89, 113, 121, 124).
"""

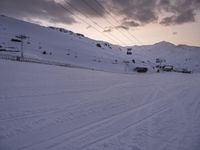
(16, 85, 176, 150)
(3, 84, 164, 149)
(1, 82, 157, 148)
(80, 86, 192, 150)
(0, 81, 139, 122)
(27, 86, 188, 150)
(3, 81, 189, 150)
(28, 98, 171, 150)
(15, 86, 160, 150)
(79, 105, 170, 150)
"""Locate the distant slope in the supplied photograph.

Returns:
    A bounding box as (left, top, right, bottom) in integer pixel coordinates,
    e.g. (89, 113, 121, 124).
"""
(0, 15, 200, 73)
(128, 41, 200, 72)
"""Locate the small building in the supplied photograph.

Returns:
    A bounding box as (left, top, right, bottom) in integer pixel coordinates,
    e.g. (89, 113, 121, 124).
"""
(127, 48, 132, 55)
(134, 67, 148, 73)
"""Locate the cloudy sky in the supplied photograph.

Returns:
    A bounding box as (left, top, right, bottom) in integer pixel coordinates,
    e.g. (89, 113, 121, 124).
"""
(0, 0, 200, 46)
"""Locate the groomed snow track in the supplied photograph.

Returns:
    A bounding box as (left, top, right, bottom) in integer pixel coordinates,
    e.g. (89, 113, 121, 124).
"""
(0, 60, 200, 150)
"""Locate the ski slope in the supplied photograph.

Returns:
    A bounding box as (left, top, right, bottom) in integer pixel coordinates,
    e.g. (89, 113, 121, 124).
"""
(0, 15, 200, 73)
(0, 15, 129, 73)
(0, 59, 200, 150)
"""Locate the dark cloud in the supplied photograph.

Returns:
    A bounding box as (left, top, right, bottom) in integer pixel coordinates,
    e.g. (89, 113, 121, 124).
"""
(159, 0, 200, 25)
(0, 0, 76, 25)
(160, 0, 170, 6)
(67, 0, 106, 18)
(160, 10, 195, 25)
(114, 0, 158, 24)
(103, 20, 140, 32)
(0, 0, 200, 28)
(122, 20, 140, 27)
(103, 25, 129, 32)
(108, 0, 200, 26)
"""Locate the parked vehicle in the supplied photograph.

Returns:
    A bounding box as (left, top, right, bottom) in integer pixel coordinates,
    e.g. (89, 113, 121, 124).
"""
(162, 65, 173, 72)
(134, 67, 148, 73)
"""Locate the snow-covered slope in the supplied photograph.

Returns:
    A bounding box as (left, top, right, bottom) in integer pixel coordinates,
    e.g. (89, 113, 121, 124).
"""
(0, 15, 129, 73)
(0, 59, 200, 150)
(128, 41, 200, 72)
(0, 15, 200, 73)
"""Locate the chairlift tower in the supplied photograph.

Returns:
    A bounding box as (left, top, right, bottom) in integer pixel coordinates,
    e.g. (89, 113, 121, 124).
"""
(16, 35, 27, 58)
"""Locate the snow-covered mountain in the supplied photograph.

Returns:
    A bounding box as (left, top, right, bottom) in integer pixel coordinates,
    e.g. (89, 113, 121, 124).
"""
(129, 41, 200, 72)
(0, 15, 200, 73)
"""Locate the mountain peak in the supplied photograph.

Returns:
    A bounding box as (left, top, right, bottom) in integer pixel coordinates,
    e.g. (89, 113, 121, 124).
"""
(154, 41, 175, 47)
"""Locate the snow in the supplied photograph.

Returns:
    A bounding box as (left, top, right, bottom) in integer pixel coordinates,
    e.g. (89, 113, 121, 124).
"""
(0, 15, 128, 73)
(0, 59, 200, 150)
(129, 42, 200, 72)
(0, 15, 200, 74)
(0, 15, 200, 150)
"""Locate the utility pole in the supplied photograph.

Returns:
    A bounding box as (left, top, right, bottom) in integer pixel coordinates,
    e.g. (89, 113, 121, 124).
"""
(16, 35, 27, 58)
(20, 39, 24, 58)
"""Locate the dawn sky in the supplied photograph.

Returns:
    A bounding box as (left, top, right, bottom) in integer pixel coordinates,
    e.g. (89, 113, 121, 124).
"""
(0, 0, 200, 46)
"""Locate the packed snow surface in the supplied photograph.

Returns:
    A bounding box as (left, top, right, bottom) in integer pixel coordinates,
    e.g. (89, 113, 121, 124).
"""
(0, 60, 200, 150)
